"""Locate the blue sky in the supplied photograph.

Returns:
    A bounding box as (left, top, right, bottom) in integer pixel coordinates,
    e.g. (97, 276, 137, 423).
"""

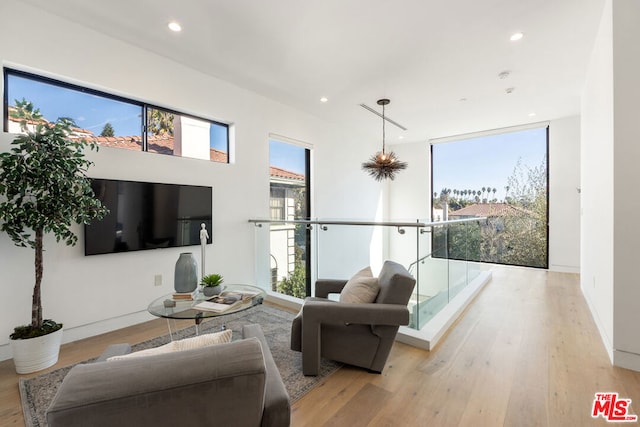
(8, 74, 141, 135)
(432, 127, 547, 201)
(269, 139, 306, 175)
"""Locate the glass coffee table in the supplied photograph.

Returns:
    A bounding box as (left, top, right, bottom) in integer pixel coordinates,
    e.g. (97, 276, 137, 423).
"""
(147, 284, 266, 339)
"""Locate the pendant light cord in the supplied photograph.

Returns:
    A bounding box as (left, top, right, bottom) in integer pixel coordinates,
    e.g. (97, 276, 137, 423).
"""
(381, 102, 386, 154)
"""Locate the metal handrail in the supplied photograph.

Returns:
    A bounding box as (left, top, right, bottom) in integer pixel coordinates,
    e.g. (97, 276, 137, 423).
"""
(408, 252, 433, 274)
(248, 217, 486, 229)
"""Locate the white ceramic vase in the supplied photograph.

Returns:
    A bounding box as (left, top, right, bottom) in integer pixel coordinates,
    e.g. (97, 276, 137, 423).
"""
(11, 327, 63, 374)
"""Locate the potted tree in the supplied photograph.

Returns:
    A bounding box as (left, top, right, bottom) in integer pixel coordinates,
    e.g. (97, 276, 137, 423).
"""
(201, 273, 224, 297)
(0, 101, 108, 373)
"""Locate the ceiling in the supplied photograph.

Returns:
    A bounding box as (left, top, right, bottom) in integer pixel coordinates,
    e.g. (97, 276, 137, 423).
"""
(21, 0, 605, 144)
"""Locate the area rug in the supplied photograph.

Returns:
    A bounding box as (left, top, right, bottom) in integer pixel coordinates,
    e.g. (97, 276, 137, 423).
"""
(19, 304, 341, 427)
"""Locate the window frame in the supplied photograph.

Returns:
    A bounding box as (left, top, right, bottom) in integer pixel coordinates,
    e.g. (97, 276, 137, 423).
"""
(429, 124, 550, 269)
(3, 68, 230, 163)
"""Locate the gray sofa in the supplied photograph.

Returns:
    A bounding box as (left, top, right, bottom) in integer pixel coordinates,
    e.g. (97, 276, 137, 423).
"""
(291, 260, 416, 375)
(46, 324, 290, 427)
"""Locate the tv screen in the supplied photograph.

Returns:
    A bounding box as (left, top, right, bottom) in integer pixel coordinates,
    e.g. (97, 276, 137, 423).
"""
(85, 179, 212, 256)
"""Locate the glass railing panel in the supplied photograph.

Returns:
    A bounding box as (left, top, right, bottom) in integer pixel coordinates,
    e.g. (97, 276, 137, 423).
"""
(252, 222, 274, 292)
(414, 255, 449, 329)
(446, 222, 467, 301)
(317, 222, 421, 299)
(465, 221, 483, 285)
(448, 259, 468, 301)
(315, 223, 378, 283)
(391, 224, 428, 329)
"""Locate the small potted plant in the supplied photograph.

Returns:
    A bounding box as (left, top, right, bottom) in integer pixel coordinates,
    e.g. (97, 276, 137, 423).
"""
(201, 273, 224, 297)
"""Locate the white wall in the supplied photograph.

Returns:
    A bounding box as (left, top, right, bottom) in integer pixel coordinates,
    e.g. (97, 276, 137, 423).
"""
(611, 0, 640, 368)
(581, 0, 614, 360)
(387, 142, 431, 268)
(581, 0, 640, 371)
(548, 116, 581, 272)
(387, 142, 431, 222)
(0, 1, 382, 360)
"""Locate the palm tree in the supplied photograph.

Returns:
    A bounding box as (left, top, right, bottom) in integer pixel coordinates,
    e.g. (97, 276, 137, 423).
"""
(147, 108, 174, 136)
(10, 98, 44, 123)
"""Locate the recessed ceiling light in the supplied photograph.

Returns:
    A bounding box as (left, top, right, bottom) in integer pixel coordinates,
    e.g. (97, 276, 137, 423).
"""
(168, 21, 182, 32)
(398, 135, 404, 140)
(510, 32, 524, 41)
(528, 112, 537, 117)
(320, 97, 328, 103)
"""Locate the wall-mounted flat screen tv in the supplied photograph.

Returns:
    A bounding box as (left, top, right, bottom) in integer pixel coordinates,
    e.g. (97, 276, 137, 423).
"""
(85, 179, 212, 256)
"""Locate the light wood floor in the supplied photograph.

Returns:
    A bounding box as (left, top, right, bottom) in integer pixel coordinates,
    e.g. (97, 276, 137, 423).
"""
(2, 266, 640, 426)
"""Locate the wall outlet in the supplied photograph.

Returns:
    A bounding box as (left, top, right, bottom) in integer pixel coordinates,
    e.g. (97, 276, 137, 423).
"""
(154, 274, 162, 287)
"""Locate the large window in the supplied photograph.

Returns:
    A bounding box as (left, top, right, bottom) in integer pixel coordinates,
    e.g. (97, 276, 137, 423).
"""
(269, 138, 311, 298)
(431, 126, 549, 268)
(3, 69, 229, 162)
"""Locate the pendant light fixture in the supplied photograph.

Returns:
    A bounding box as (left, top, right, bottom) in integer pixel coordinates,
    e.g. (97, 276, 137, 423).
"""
(361, 99, 408, 181)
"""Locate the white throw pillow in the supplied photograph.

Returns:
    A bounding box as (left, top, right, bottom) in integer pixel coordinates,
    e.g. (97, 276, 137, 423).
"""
(339, 266, 380, 304)
(107, 329, 233, 361)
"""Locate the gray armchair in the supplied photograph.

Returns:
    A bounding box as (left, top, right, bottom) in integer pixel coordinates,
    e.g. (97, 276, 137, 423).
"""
(291, 260, 416, 376)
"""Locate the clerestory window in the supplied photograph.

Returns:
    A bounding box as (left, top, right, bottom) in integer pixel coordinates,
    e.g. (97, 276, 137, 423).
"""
(3, 68, 229, 163)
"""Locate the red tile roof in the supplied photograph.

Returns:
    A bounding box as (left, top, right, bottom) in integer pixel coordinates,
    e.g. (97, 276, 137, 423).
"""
(80, 133, 229, 162)
(210, 148, 227, 162)
(269, 166, 305, 181)
(449, 203, 528, 217)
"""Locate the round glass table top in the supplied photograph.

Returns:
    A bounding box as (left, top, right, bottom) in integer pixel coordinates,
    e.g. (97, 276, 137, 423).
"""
(147, 284, 266, 321)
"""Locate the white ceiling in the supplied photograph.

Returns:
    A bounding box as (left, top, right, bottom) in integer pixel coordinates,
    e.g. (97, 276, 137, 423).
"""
(22, 0, 605, 144)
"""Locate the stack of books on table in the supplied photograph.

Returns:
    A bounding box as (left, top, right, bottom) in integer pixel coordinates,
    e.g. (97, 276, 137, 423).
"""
(194, 291, 259, 313)
(172, 292, 195, 301)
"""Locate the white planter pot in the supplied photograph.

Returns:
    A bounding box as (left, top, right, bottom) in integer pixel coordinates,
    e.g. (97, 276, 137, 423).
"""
(10, 327, 63, 374)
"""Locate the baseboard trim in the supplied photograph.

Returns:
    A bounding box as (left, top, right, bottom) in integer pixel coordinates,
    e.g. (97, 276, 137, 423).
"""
(549, 264, 580, 274)
(614, 349, 640, 372)
(580, 283, 614, 364)
(264, 292, 302, 312)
